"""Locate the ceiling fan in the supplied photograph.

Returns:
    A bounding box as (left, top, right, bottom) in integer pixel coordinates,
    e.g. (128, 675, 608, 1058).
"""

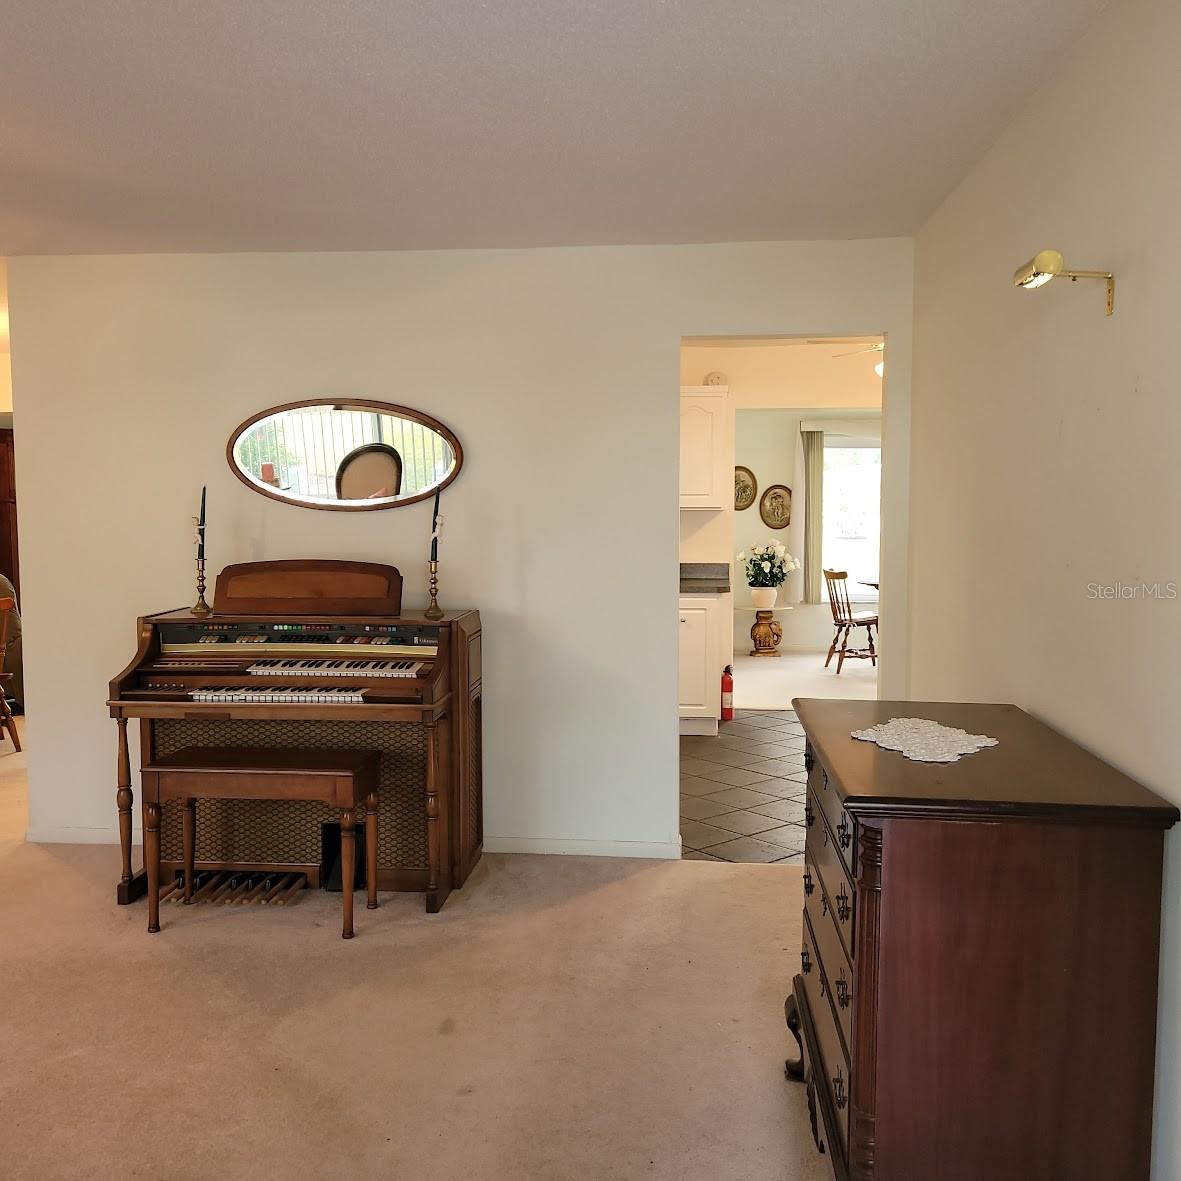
(832, 341, 885, 359)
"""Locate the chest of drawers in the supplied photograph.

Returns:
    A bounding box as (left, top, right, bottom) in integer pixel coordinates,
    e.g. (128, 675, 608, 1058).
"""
(785, 700, 1178, 1181)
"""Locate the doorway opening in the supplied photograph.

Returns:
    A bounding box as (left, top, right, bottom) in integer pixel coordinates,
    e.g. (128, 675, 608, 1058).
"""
(0, 263, 24, 806)
(677, 335, 887, 862)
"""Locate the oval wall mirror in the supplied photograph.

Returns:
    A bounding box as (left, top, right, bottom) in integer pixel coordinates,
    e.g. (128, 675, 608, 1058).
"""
(227, 399, 463, 511)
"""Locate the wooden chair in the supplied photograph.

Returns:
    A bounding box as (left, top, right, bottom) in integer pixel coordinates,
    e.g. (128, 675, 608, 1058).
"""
(0, 597, 21, 751)
(335, 443, 403, 500)
(822, 570, 878, 674)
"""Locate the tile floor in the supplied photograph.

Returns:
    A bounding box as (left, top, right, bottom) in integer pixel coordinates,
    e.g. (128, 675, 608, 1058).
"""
(680, 708, 808, 863)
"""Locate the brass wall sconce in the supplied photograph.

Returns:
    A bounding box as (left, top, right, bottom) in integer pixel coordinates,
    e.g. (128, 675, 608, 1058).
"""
(1013, 249, 1115, 315)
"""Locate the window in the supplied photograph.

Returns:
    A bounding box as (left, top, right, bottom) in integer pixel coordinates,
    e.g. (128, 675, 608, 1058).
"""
(822, 443, 880, 600)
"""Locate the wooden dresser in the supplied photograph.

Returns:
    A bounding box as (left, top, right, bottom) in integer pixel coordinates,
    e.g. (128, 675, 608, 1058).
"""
(786, 699, 1178, 1181)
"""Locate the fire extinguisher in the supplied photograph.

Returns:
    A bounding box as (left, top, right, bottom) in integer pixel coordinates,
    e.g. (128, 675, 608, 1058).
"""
(721, 665, 735, 723)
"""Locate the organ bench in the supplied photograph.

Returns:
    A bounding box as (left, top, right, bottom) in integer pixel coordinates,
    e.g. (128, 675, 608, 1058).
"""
(141, 746, 381, 938)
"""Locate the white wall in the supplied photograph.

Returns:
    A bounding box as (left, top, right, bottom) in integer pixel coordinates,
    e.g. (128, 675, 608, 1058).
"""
(8, 239, 913, 859)
(910, 0, 1181, 1173)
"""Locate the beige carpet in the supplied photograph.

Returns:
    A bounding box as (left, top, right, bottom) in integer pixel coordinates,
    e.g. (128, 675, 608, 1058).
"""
(0, 727, 827, 1181)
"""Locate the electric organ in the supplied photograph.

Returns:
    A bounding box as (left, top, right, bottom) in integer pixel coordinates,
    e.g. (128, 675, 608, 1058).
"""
(108, 560, 482, 912)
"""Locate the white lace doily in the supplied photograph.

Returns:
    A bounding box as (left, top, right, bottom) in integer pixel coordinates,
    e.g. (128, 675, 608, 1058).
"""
(850, 717, 999, 763)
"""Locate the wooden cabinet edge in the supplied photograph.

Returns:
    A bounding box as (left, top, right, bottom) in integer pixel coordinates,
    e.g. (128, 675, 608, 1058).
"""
(848, 822, 882, 1181)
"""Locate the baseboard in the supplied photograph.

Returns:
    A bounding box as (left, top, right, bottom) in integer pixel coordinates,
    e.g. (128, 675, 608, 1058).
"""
(482, 836, 682, 859)
(678, 717, 718, 735)
(26, 826, 123, 845)
(29, 828, 684, 861)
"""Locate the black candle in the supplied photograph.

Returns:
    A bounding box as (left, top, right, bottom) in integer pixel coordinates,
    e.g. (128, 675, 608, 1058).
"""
(430, 487, 441, 561)
(198, 485, 207, 560)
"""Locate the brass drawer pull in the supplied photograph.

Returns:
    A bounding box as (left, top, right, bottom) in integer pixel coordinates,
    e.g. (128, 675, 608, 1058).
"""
(836, 975, 850, 1009)
(801, 947, 812, 975)
(833, 1068, 847, 1110)
(838, 813, 852, 850)
(837, 884, 851, 923)
(803, 869, 814, 896)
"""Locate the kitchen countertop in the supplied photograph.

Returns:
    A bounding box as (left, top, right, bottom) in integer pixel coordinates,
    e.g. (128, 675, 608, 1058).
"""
(679, 562, 730, 594)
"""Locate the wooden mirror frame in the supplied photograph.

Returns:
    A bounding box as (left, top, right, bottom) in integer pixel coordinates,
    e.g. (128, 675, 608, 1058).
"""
(227, 398, 464, 512)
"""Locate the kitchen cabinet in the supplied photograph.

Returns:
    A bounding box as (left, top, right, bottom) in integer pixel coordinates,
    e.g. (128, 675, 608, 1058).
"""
(678, 594, 722, 731)
(679, 386, 733, 510)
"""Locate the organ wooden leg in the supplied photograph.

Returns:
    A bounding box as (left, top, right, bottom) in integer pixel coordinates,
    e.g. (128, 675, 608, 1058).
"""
(366, 791, 379, 910)
(116, 718, 133, 884)
(145, 801, 161, 933)
(182, 798, 196, 903)
(114, 717, 148, 905)
(424, 719, 441, 912)
(341, 808, 356, 939)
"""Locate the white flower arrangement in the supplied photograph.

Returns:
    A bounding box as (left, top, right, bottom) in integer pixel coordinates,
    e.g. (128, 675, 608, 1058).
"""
(737, 541, 800, 588)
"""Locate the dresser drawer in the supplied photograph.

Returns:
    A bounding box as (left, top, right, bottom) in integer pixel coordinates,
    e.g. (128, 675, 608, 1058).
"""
(804, 853, 854, 1059)
(801, 911, 851, 1155)
(805, 789, 856, 961)
(807, 750, 856, 879)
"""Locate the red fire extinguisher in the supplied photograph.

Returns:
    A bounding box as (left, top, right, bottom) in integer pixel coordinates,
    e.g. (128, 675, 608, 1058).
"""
(721, 665, 735, 723)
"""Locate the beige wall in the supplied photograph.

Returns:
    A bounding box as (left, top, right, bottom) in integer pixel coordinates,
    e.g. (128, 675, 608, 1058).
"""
(911, 0, 1181, 1173)
(680, 341, 882, 409)
(8, 239, 914, 857)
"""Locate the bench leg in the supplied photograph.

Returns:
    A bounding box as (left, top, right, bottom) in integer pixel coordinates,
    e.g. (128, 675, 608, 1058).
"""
(145, 802, 161, 933)
(366, 791, 379, 910)
(182, 798, 196, 903)
(341, 808, 356, 939)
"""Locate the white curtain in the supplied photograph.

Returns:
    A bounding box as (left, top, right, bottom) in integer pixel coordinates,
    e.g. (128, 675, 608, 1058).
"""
(801, 430, 824, 604)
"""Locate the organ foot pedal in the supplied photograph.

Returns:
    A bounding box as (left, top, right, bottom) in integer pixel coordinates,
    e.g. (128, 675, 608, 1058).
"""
(156, 870, 310, 905)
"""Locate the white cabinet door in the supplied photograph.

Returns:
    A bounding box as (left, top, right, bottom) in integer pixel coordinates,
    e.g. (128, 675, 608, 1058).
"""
(679, 387, 732, 510)
(678, 597, 719, 718)
(678, 605, 710, 712)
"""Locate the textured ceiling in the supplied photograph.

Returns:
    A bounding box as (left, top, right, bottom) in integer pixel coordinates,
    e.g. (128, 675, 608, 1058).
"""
(0, 0, 1108, 254)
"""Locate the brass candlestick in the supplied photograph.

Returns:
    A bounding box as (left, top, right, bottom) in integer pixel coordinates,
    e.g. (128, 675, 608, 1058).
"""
(192, 557, 211, 616)
(424, 560, 443, 620)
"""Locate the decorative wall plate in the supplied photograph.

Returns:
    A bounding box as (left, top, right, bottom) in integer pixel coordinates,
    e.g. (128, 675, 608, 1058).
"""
(734, 466, 757, 511)
(759, 484, 792, 529)
(851, 717, 999, 763)
(703, 371, 728, 386)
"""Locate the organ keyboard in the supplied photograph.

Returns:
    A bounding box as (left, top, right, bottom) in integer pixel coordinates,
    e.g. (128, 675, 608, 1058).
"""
(246, 658, 425, 677)
(190, 685, 368, 704)
(109, 559, 483, 913)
